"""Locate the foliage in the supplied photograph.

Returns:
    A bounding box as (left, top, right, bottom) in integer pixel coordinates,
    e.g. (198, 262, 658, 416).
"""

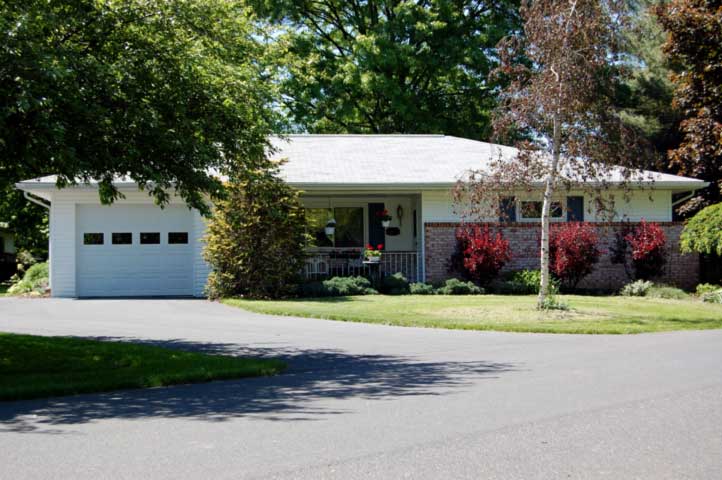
(0, 187, 48, 258)
(655, 0, 722, 214)
(538, 295, 569, 311)
(455, 0, 648, 307)
(492, 269, 558, 295)
(204, 166, 308, 299)
(620, 279, 654, 297)
(0, 333, 285, 401)
(702, 289, 722, 304)
(7, 262, 48, 296)
(409, 282, 435, 295)
(300, 276, 378, 297)
(1, 0, 276, 213)
(680, 204, 722, 256)
(646, 285, 688, 300)
(549, 222, 602, 288)
(254, 0, 520, 139)
(625, 220, 667, 279)
(436, 278, 483, 295)
(380, 273, 410, 296)
(696, 283, 721, 296)
(451, 225, 510, 285)
(364, 244, 384, 259)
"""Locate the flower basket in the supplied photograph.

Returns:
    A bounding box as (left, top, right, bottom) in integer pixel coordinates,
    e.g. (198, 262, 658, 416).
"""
(381, 220, 391, 228)
(364, 243, 384, 262)
(375, 209, 392, 227)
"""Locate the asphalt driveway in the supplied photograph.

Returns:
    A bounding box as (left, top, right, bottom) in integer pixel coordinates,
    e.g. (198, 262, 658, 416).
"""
(1, 297, 721, 479)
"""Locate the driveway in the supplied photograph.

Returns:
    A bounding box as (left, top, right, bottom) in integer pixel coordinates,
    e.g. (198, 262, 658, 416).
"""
(1, 298, 721, 479)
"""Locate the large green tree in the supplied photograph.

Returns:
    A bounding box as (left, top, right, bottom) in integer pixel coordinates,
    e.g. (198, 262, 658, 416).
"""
(255, 0, 520, 139)
(1, 0, 277, 214)
(656, 0, 722, 214)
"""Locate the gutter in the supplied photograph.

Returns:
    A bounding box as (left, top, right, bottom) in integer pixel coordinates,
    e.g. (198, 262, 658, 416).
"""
(23, 191, 51, 209)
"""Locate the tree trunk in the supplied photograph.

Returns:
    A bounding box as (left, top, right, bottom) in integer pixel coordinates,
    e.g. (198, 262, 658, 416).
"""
(537, 113, 561, 308)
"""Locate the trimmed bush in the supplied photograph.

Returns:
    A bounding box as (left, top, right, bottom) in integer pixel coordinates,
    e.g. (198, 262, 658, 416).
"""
(450, 225, 510, 285)
(646, 285, 689, 300)
(380, 273, 410, 295)
(620, 279, 653, 297)
(549, 222, 601, 289)
(300, 276, 377, 297)
(491, 270, 558, 295)
(8, 262, 49, 295)
(696, 283, 721, 296)
(409, 282, 435, 295)
(437, 278, 483, 295)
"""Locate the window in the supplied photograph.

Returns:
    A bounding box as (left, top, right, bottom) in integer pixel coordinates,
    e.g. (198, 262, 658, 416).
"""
(112, 232, 132, 245)
(140, 232, 160, 244)
(305, 206, 364, 248)
(168, 232, 188, 244)
(83, 233, 104, 245)
(520, 201, 563, 220)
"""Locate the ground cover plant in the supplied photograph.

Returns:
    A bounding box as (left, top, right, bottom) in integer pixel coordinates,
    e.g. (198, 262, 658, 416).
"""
(0, 333, 286, 401)
(224, 295, 722, 335)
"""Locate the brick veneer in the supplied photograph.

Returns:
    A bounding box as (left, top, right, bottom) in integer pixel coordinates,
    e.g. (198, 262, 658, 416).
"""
(424, 222, 699, 290)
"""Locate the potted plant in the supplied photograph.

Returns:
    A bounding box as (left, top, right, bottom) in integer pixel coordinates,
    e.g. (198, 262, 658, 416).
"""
(364, 243, 383, 263)
(376, 209, 392, 228)
(324, 219, 336, 237)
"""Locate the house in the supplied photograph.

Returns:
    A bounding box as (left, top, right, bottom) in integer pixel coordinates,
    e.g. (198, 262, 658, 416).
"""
(16, 134, 707, 298)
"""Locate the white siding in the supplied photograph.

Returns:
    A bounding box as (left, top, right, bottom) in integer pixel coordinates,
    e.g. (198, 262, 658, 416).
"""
(192, 210, 210, 297)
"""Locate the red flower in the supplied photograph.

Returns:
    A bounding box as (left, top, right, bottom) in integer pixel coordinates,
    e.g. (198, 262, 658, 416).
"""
(366, 244, 373, 250)
(377, 244, 384, 250)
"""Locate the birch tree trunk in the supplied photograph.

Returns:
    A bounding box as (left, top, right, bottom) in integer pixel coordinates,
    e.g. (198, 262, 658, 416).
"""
(537, 112, 561, 308)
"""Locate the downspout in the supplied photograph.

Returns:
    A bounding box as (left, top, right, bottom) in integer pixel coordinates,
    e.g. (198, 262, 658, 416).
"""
(23, 191, 52, 290)
(671, 191, 695, 208)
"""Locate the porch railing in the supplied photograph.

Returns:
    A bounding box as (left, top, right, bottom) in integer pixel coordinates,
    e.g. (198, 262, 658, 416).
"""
(304, 250, 420, 283)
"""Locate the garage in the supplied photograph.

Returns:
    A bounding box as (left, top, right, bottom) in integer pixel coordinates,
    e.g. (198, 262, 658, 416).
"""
(75, 204, 195, 297)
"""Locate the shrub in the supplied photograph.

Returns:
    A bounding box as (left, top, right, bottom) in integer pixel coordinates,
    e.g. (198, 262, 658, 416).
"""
(696, 283, 721, 296)
(204, 167, 308, 299)
(437, 278, 483, 295)
(300, 276, 377, 297)
(680, 203, 722, 257)
(620, 279, 653, 297)
(8, 262, 49, 295)
(702, 289, 722, 304)
(625, 220, 667, 280)
(410, 282, 435, 295)
(646, 285, 689, 300)
(450, 225, 510, 285)
(380, 272, 410, 295)
(491, 270, 558, 295)
(539, 295, 569, 311)
(549, 222, 601, 289)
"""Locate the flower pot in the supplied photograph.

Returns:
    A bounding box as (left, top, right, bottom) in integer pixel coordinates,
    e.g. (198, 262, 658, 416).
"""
(324, 226, 335, 236)
(381, 220, 391, 228)
(365, 256, 381, 263)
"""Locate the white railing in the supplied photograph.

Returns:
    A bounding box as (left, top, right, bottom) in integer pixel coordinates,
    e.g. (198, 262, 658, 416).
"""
(304, 250, 420, 282)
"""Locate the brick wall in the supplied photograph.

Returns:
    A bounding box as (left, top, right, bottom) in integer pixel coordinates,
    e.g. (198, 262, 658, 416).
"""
(424, 222, 699, 290)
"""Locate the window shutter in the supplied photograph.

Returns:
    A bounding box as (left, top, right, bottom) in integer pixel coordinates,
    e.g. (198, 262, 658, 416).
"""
(566, 196, 584, 221)
(499, 197, 516, 222)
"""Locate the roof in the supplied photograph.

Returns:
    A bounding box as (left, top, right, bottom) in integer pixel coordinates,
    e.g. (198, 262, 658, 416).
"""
(16, 135, 708, 193)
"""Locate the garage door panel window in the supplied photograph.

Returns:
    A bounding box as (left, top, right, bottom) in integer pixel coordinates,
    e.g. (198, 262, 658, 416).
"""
(112, 233, 132, 245)
(168, 232, 189, 244)
(140, 232, 160, 244)
(83, 233, 104, 245)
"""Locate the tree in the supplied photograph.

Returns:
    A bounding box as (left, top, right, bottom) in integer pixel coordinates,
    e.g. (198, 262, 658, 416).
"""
(450, 225, 511, 285)
(656, 0, 722, 214)
(625, 219, 666, 279)
(254, 0, 520, 139)
(549, 222, 601, 289)
(204, 163, 308, 299)
(1, 0, 277, 214)
(455, 0, 647, 308)
(680, 203, 722, 257)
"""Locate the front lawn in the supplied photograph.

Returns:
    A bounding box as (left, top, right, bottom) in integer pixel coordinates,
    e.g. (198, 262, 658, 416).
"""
(225, 295, 722, 334)
(0, 333, 286, 401)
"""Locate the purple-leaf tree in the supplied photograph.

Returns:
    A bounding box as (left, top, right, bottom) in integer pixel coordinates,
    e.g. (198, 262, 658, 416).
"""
(455, 0, 650, 308)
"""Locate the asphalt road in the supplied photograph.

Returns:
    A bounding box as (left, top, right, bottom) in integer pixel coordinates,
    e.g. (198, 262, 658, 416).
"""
(1, 298, 721, 479)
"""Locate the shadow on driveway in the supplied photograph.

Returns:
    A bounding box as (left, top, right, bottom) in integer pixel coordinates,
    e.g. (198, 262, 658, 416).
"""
(0, 337, 515, 434)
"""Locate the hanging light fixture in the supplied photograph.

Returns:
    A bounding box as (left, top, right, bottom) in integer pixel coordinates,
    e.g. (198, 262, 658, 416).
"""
(324, 198, 336, 237)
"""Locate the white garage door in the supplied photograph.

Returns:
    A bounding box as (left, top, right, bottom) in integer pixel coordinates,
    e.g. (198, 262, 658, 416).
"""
(76, 204, 194, 297)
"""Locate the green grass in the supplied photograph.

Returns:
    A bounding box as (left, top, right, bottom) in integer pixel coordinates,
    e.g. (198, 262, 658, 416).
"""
(0, 282, 9, 296)
(0, 333, 286, 401)
(224, 295, 722, 335)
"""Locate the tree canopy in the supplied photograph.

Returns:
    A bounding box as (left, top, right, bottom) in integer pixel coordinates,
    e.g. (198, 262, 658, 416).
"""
(254, 0, 520, 139)
(1, 0, 277, 213)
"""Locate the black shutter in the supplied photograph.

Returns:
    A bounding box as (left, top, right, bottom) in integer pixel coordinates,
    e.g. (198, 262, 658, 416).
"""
(567, 196, 584, 221)
(368, 203, 386, 247)
(499, 197, 516, 222)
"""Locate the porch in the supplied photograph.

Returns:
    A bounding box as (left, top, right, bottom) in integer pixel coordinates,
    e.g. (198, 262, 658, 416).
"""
(300, 193, 423, 282)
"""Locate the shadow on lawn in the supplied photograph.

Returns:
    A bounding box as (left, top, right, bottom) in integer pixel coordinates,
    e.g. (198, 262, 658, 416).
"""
(0, 337, 515, 434)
